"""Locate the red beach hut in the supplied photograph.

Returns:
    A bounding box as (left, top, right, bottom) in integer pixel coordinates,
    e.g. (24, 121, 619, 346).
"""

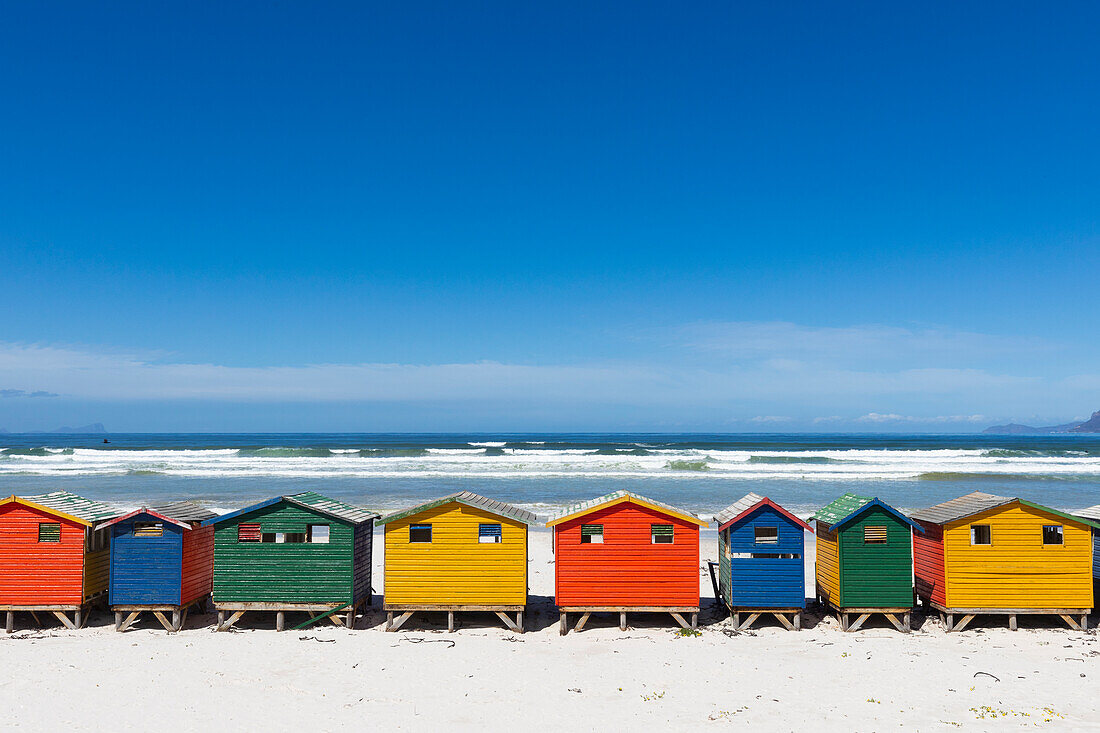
(546, 490, 708, 634)
(0, 491, 118, 632)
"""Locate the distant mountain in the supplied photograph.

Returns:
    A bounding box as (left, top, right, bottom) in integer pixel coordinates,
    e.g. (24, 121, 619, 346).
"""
(1069, 410, 1100, 433)
(48, 423, 107, 434)
(983, 412, 1098, 434)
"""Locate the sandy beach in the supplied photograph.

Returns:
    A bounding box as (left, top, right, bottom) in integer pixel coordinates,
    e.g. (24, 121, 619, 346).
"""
(0, 528, 1094, 732)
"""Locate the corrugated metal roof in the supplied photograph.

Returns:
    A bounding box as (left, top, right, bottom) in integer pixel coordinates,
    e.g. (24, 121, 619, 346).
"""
(546, 490, 706, 526)
(1075, 505, 1100, 522)
(148, 500, 218, 523)
(712, 492, 764, 524)
(286, 492, 380, 524)
(21, 490, 120, 523)
(377, 491, 537, 526)
(811, 493, 873, 526)
(909, 492, 1013, 525)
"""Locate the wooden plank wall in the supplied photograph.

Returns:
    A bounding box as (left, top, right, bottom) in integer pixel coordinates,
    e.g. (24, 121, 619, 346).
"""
(838, 506, 914, 608)
(384, 505, 526, 605)
(351, 519, 373, 605)
(109, 519, 183, 605)
(0, 504, 86, 605)
(815, 528, 841, 606)
(554, 503, 699, 607)
(180, 524, 215, 606)
(913, 520, 946, 607)
(944, 504, 1093, 608)
(212, 504, 355, 604)
(726, 505, 806, 608)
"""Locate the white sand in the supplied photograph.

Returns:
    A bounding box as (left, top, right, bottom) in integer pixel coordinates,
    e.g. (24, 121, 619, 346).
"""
(1, 528, 1097, 731)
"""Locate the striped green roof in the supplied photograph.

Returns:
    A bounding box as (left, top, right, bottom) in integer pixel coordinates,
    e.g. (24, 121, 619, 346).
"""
(21, 490, 120, 523)
(811, 492, 873, 526)
(286, 491, 379, 524)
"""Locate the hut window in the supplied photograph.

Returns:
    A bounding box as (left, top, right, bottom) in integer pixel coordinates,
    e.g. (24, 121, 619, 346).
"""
(86, 528, 108, 552)
(581, 524, 604, 544)
(478, 523, 502, 543)
(38, 523, 61, 543)
(651, 524, 674, 544)
(970, 525, 991, 545)
(754, 526, 779, 545)
(307, 525, 330, 543)
(1042, 525, 1064, 546)
(863, 525, 888, 544)
(238, 523, 261, 542)
(133, 522, 163, 538)
(267, 532, 305, 544)
(409, 524, 432, 543)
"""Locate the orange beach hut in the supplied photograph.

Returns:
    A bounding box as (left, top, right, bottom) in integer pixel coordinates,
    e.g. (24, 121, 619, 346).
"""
(547, 490, 708, 634)
(0, 491, 118, 632)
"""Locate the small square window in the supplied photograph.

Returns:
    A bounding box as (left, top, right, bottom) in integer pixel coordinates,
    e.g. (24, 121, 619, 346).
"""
(651, 524, 674, 544)
(307, 524, 330, 544)
(863, 525, 888, 544)
(754, 526, 779, 545)
(38, 523, 61, 543)
(478, 523, 502, 543)
(410, 524, 432, 543)
(970, 525, 991, 545)
(238, 523, 261, 542)
(281, 532, 306, 544)
(133, 522, 163, 538)
(580, 524, 604, 544)
(1042, 525, 1063, 546)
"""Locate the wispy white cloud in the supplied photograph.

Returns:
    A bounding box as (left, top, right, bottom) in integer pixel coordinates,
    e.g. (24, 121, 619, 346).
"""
(0, 389, 58, 398)
(856, 413, 989, 424)
(676, 321, 1047, 362)
(749, 415, 792, 424)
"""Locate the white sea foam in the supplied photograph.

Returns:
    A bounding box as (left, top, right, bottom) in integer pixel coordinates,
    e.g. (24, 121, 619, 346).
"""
(2, 446, 1100, 480)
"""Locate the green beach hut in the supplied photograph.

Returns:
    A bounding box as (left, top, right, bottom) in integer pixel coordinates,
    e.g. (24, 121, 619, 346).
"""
(203, 492, 379, 631)
(812, 493, 923, 632)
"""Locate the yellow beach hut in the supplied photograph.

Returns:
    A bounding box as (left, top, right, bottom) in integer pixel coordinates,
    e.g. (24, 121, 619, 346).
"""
(377, 491, 537, 633)
(912, 492, 1098, 631)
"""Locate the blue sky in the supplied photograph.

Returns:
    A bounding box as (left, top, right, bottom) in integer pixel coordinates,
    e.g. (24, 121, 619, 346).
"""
(1, 2, 1098, 432)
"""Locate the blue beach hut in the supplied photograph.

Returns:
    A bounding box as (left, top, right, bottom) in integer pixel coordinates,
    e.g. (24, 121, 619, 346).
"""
(713, 493, 814, 630)
(99, 501, 217, 632)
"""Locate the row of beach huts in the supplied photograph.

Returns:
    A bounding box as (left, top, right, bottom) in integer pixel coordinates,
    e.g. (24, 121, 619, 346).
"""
(0, 489, 1098, 635)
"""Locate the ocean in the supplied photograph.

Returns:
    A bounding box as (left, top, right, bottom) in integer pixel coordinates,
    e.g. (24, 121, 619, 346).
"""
(1, 432, 1099, 518)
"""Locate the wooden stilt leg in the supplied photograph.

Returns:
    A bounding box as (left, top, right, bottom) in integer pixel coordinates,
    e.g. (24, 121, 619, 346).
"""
(216, 610, 244, 631)
(346, 608, 355, 629)
(840, 613, 848, 632)
(119, 611, 140, 632)
(670, 612, 690, 629)
(516, 611, 524, 633)
(732, 612, 739, 628)
(794, 612, 801, 631)
(74, 609, 83, 629)
(559, 612, 567, 635)
(385, 611, 393, 631)
(114, 611, 123, 631)
(447, 611, 454, 633)
(903, 612, 911, 633)
(1081, 614, 1088, 631)
(6, 611, 13, 634)
(152, 611, 174, 632)
(774, 612, 794, 631)
(574, 612, 591, 632)
(276, 611, 285, 632)
(385, 611, 413, 632)
(172, 609, 182, 631)
(691, 612, 698, 629)
(620, 612, 627, 631)
(218, 610, 225, 628)
(52, 611, 77, 630)
(846, 613, 871, 632)
(1008, 614, 1017, 631)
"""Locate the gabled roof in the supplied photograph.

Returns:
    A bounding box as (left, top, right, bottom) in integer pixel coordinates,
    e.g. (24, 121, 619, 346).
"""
(2, 491, 120, 526)
(97, 507, 192, 531)
(712, 492, 764, 525)
(812, 493, 923, 534)
(545, 490, 708, 528)
(149, 501, 218, 523)
(909, 492, 1014, 525)
(202, 493, 379, 528)
(377, 491, 537, 526)
(909, 493, 1100, 531)
(812, 493, 873, 526)
(1019, 499, 1100, 531)
(97, 501, 218, 530)
(1075, 505, 1100, 522)
(714, 494, 813, 533)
